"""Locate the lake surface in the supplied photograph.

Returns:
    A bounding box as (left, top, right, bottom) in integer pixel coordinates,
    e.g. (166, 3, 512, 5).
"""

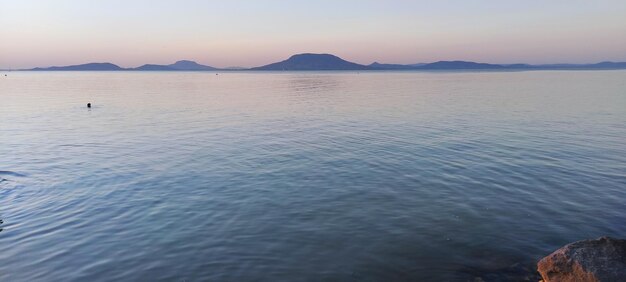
(1, 71, 625, 281)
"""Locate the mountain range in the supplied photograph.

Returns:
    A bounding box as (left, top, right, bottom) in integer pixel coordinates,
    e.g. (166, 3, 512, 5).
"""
(31, 60, 216, 71)
(24, 53, 626, 71)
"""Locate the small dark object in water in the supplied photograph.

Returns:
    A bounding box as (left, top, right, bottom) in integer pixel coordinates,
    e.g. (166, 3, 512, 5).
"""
(87, 103, 91, 108)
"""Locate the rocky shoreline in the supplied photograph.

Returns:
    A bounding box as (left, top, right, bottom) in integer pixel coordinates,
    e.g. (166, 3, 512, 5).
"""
(467, 237, 625, 282)
(537, 237, 626, 282)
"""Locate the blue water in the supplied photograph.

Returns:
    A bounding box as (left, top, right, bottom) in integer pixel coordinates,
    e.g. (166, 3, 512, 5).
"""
(1, 71, 625, 281)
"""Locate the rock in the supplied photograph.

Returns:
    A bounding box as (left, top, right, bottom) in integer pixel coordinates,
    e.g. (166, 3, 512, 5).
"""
(537, 237, 626, 282)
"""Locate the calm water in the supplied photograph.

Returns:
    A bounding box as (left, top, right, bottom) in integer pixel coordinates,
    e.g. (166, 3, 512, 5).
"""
(1, 71, 625, 281)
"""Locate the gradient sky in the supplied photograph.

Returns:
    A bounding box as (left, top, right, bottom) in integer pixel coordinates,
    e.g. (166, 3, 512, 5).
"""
(1, 0, 626, 69)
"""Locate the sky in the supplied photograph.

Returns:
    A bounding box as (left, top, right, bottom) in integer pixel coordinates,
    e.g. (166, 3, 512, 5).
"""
(1, 0, 626, 69)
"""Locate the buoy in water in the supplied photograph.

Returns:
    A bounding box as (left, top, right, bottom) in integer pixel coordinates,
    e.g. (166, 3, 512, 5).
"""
(87, 103, 91, 108)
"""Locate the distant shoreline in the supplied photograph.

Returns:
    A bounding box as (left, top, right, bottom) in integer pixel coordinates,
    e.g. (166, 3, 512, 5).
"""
(6, 68, 626, 73)
(7, 53, 626, 72)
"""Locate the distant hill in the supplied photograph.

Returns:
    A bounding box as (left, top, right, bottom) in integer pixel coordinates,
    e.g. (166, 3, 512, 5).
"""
(133, 64, 175, 71)
(371, 60, 626, 70)
(252, 53, 370, 70)
(369, 61, 507, 70)
(419, 61, 505, 70)
(369, 62, 416, 70)
(30, 60, 217, 71)
(169, 60, 217, 70)
(31, 63, 123, 71)
(132, 60, 217, 71)
(579, 62, 626, 69)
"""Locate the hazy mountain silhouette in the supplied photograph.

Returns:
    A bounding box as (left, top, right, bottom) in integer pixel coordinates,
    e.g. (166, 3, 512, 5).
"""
(580, 61, 626, 69)
(373, 60, 626, 70)
(252, 55, 626, 71)
(419, 61, 505, 70)
(252, 53, 370, 70)
(31, 63, 123, 71)
(132, 60, 217, 71)
(133, 64, 174, 71)
(24, 55, 626, 71)
(169, 60, 217, 70)
(369, 62, 416, 70)
(30, 61, 216, 71)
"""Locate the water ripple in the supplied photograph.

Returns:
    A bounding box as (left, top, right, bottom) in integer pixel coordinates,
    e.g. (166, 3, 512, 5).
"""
(0, 71, 625, 281)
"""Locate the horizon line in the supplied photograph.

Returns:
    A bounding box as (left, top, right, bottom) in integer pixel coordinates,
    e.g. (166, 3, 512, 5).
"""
(4, 53, 626, 71)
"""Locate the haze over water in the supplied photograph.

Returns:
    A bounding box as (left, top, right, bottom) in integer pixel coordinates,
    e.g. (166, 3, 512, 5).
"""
(1, 71, 625, 281)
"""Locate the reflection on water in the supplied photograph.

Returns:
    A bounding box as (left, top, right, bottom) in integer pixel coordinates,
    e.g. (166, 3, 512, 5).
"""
(0, 71, 625, 281)
(287, 74, 343, 94)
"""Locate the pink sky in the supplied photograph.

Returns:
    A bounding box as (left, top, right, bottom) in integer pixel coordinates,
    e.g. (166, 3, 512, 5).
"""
(1, 0, 626, 69)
